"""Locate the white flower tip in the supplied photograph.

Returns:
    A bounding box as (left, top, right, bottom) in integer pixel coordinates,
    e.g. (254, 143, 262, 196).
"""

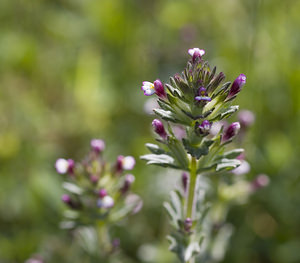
(55, 158, 69, 174)
(98, 195, 114, 208)
(188, 48, 205, 57)
(91, 139, 105, 152)
(122, 156, 136, 170)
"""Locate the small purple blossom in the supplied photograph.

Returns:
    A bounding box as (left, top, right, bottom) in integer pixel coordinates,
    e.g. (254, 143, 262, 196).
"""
(184, 218, 193, 232)
(97, 195, 114, 208)
(222, 122, 241, 143)
(154, 79, 167, 99)
(227, 74, 246, 100)
(141, 81, 155, 96)
(55, 158, 74, 174)
(198, 120, 212, 135)
(91, 139, 105, 153)
(152, 119, 168, 140)
(251, 174, 270, 191)
(61, 194, 71, 204)
(121, 174, 135, 194)
(98, 188, 108, 198)
(195, 86, 211, 102)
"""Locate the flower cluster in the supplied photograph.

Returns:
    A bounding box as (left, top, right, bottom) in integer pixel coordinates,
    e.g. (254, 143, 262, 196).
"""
(141, 48, 268, 263)
(56, 139, 142, 255)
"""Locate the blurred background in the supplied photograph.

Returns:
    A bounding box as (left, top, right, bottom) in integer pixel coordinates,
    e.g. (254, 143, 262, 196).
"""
(0, 0, 300, 262)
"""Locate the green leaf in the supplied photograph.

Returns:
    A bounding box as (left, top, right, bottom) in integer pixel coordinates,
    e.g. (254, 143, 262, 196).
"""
(183, 139, 214, 159)
(219, 148, 244, 159)
(211, 105, 239, 121)
(145, 143, 166, 154)
(215, 158, 241, 171)
(140, 153, 179, 168)
(62, 182, 83, 195)
(165, 84, 183, 98)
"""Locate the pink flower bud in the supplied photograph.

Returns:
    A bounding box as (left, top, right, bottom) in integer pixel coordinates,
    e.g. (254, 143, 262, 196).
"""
(154, 79, 167, 99)
(227, 74, 246, 100)
(152, 119, 168, 140)
(222, 122, 241, 143)
(91, 139, 105, 153)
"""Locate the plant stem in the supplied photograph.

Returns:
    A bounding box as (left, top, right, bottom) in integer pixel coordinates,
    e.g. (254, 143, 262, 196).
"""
(187, 156, 197, 219)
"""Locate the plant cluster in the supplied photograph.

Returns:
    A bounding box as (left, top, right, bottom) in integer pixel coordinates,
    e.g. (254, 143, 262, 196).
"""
(141, 48, 268, 263)
(55, 139, 142, 258)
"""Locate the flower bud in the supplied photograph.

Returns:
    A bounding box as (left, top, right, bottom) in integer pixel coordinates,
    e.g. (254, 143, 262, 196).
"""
(121, 174, 135, 194)
(61, 194, 80, 209)
(227, 74, 246, 100)
(55, 158, 74, 174)
(154, 79, 167, 99)
(91, 139, 105, 153)
(198, 120, 212, 135)
(61, 194, 71, 204)
(251, 174, 270, 191)
(181, 172, 189, 193)
(116, 155, 136, 173)
(98, 188, 107, 198)
(238, 110, 255, 128)
(184, 217, 193, 232)
(97, 195, 114, 208)
(222, 122, 240, 143)
(152, 119, 167, 140)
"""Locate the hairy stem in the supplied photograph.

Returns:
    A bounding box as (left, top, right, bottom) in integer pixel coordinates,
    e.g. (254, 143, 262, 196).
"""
(187, 157, 197, 219)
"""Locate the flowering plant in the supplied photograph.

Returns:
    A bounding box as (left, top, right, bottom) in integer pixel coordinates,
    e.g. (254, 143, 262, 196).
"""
(55, 139, 142, 258)
(141, 48, 268, 263)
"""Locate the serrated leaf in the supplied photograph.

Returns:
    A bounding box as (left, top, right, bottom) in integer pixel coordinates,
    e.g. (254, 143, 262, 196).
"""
(216, 158, 241, 171)
(145, 143, 166, 154)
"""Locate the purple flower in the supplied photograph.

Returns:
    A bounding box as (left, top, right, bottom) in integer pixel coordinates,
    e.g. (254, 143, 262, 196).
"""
(91, 139, 105, 153)
(55, 158, 74, 174)
(184, 217, 193, 232)
(61, 194, 71, 204)
(251, 174, 270, 191)
(227, 74, 246, 100)
(238, 110, 255, 128)
(154, 79, 167, 99)
(195, 86, 211, 102)
(141, 81, 155, 96)
(116, 155, 136, 172)
(98, 188, 107, 198)
(198, 120, 212, 135)
(188, 48, 205, 62)
(222, 122, 240, 143)
(152, 119, 168, 140)
(121, 174, 135, 194)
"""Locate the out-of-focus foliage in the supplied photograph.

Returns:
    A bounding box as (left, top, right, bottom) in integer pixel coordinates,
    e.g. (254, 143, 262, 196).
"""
(0, 0, 299, 262)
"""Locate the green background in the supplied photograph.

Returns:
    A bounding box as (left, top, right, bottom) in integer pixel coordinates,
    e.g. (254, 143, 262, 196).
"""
(0, 0, 300, 262)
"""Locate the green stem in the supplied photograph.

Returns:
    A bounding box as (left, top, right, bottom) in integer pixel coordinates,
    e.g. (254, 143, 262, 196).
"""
(187, 157, 197, 219)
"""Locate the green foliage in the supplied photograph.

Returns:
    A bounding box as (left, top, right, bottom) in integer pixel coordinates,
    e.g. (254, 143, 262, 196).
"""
(0, 0, 300, 262)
